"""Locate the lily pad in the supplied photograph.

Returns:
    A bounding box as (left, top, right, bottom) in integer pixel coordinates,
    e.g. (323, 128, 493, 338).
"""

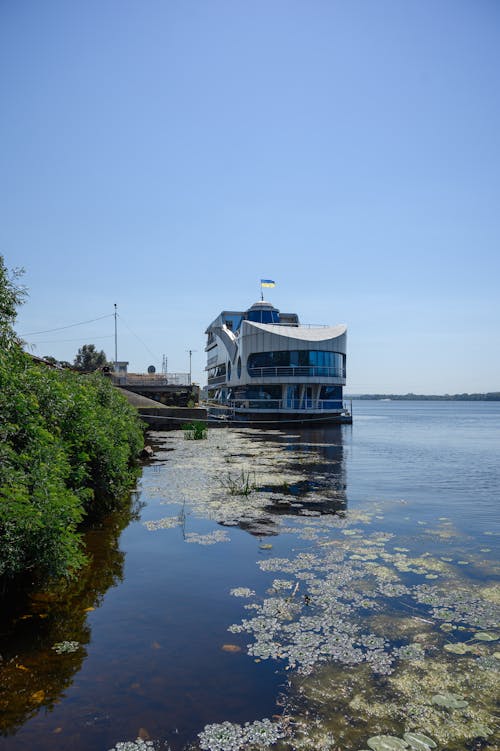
(403, 732, 437, 750)
(367, 736, 408, 751)
(474, 631, 498, 642)
(443, 642, 471, 654)
(431, 692, 468, 709)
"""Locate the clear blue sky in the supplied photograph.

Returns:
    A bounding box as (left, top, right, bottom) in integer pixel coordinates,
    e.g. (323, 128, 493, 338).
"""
(1, 0, 499, 393)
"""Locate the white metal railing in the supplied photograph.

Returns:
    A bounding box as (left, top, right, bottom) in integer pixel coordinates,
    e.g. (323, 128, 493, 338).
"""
(248, 366, 345, 379)
(206, 355, 218, 368)
(207, 375, 227, 386)
(227, 398, 349, 412)
(114, 373, 191, 386)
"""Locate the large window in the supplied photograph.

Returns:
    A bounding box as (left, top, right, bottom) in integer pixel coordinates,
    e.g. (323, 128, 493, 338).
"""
(247, 350, 345, 376)
(233, 386, 282, 400)
(224, 314, 243, 331)
(247, 309, 280, 324)
(207, 363, 227, 385)
(319, 385, 342, 400)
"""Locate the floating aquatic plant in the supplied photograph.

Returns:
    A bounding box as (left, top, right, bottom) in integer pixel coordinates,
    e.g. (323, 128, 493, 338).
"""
(230, 587, 255, 598)
(185, 530, 230, 545)
(51, 641, 80, 654)
(403, 732, 436, 750)
(108, 739, 156, 751)
(473, 631, 498, 641)
(143, 516, 181, 531)
(198, 718, 285, 751)
(367, 735, 408, 750)
(443, 642, 473, 654)
(430, 692, 468, 709)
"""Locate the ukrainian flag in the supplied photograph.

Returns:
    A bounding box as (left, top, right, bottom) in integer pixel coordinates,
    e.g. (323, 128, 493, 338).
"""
(260, 279, 276, 288)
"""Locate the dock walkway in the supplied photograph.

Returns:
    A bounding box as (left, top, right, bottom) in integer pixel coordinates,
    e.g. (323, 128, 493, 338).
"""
(117, 387, 207, 430)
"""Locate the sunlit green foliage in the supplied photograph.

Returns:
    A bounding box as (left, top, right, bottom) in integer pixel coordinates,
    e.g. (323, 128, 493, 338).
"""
(73, 343, 112, 372)
(0, 256, 144, 590)
(182, 420, 208, 440)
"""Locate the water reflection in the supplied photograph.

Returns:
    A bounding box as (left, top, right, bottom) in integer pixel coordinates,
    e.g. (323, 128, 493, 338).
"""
(245, 425, 347, 522)
(0, 495, 142, 736)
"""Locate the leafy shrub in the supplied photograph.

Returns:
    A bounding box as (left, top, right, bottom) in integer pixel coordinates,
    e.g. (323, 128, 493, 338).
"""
(0, 347, 144, 589)
(0, 258, 144, 590)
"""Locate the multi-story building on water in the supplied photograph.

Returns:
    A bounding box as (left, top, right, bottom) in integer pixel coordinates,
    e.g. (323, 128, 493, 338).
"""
(205, 300, 351, 424)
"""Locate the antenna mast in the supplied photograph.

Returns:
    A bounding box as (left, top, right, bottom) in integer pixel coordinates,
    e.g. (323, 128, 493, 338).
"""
(114, 303, 118, 367)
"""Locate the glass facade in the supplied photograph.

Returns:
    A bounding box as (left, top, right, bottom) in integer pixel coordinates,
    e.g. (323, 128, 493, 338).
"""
(223, 314, 243, 331)
(247, 309, 280, 324)
(247, 350, 345, 376)
(319, 385, 342, 400)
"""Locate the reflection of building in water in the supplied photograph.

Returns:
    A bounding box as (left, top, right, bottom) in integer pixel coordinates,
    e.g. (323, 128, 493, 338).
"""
(230, 426, 347, 537)
(205, 300, 351, 424)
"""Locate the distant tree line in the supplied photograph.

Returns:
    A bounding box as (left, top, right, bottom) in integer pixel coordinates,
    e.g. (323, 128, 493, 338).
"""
(348, 393, 500, 401)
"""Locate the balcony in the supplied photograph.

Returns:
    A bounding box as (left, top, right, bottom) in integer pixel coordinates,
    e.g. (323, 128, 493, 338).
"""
(247, 366, 345, 379)
(207, 375, 227, 386)
(228, 398, 346, 412)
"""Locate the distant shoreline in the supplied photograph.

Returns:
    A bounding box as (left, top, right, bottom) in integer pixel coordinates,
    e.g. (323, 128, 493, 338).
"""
(346, 393, 500, 401)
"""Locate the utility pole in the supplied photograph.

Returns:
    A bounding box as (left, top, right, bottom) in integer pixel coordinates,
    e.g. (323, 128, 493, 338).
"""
(187, 349, 197, 385)
(114, 303, 118, 369)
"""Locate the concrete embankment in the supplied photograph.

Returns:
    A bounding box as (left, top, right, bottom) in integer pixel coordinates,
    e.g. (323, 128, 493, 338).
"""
(117, 388, 207, 430)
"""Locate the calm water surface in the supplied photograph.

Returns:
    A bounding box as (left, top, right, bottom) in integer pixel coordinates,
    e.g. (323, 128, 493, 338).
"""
(0, 401, 498, 751)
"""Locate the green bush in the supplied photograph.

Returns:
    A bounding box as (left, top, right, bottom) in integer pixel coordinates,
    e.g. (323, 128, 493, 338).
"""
(0, 258, 144, 590)
(0, 347, 144, 589)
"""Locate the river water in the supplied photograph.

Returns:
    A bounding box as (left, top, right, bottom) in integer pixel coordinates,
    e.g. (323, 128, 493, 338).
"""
(0, 401, 498, 751)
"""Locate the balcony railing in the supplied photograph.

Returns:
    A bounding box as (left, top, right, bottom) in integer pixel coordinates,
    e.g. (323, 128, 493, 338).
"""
(228, 398, 346, 412)
(206, 355, 218, 368)
(207, 375, 227, 386)
(113, 373, 190, 386)
(248, 366, 345, 379)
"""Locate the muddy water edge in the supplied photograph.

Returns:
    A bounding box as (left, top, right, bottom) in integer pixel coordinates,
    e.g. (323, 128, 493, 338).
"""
(0, 401, 499, 751)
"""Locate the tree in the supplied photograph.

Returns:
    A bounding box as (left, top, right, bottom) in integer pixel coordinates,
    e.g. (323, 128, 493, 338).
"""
(73, 344, 111, 372)
(0, 255, 26, 351)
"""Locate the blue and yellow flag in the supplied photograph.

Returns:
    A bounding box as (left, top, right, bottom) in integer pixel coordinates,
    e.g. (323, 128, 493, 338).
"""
(260, 279, 276, 288)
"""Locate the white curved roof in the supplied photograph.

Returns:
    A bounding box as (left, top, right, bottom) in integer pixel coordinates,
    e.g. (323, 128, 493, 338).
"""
(247, 322, 347, 341)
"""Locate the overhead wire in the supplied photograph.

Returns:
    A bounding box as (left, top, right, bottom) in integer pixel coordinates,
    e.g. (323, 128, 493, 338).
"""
(117, 314, 160, 364)
(19, 314, 114, 337)
(29, 334, 115, 345)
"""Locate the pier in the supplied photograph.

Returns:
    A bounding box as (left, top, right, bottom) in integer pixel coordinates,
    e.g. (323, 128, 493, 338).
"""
(118, 389, 206, 430)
